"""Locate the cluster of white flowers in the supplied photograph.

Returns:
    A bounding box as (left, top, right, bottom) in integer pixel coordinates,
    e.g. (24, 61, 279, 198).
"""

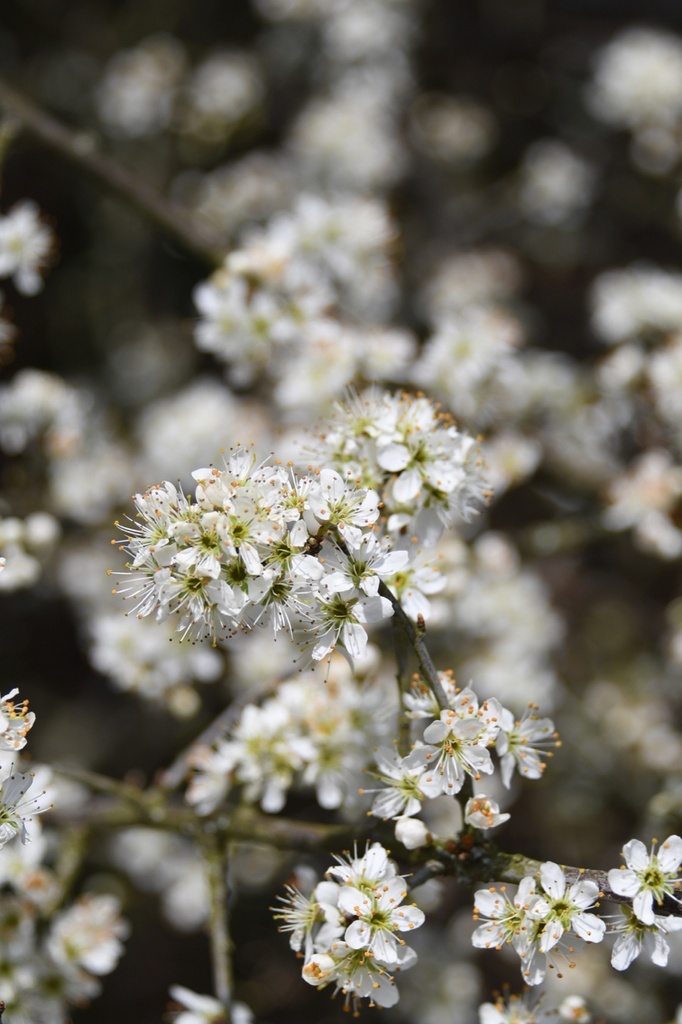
(583, 675, 682, 778)
(87, 613, 223, 716)
(518, 139, 596, 227)
(273, 842, 425, 1010)
(0, 889, 129, 1021)
(473, 838, 682, 986)
(429, 533, 563, 710)
(183, 151, 294, 238)
(186, 658, 395, 813)
(116, 390, 485, 649)
(587, 26, 682, 174)
(108, 827, 210, 933)
(364, 675, 557, 848)
(472, 862, 606, 986)
(177, 51, 264, 146)
(0, 690, 47, 852)
(280, 0, 416, 192)
(410, 92, 498, 169)
(193, 194, 408, 407)
(303, 388, 487, 536)
(12, 8, 682, 1021)
(590, 263, 682, 345)
(0, 687, 130, 1020)
(96, 36, 264, 148)
(0, 368, 88, 457)
(414, 306, 524, 425)
(603, 449, 682, 559)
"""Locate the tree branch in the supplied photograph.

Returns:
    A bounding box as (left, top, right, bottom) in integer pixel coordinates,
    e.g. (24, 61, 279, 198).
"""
(378, 579, 451, 709)
(202, 838, 234, 1012)
(425, 836, 682, 918)
(0, 78, 226, 267)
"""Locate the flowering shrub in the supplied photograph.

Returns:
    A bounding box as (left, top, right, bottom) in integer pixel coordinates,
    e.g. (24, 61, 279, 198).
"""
(3, 5, 682, 1024)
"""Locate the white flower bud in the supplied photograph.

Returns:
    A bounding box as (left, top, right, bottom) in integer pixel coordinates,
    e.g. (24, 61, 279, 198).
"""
(394, 816, 430, 849)
(464, 795, 510, 830)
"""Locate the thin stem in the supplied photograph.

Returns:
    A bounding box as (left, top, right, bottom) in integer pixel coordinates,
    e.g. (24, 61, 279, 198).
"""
(51, 766, 355, 849)
(203, 837, 234, 1012)
(52, 763, 197, 832)
(378, 579, 450, 709)
(0, 79, 226, 267)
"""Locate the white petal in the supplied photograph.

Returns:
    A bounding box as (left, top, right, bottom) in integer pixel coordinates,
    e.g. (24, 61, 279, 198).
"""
(608, 868, 640, 898)
(540, 861, 566, 899)
(622, 838, 649, 872)
(658, 835, 682, 872)
(572, 912, 605, 943)
(633, 888, 655, 925)
(611, 932, 640, 971)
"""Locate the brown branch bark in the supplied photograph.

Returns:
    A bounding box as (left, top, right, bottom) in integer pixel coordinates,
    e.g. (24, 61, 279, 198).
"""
(0, 79, 226, 267)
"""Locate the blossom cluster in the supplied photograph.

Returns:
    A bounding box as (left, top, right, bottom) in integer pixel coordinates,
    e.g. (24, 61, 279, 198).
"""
(193, 194, 410, 410)
(364, 676, 557, 848)
(473, 836, 682, 987)
(96, 36, 264, 149)
(0, 511, 60, 592)
(0, 882, 129, 1022)
(273, 842, 425, 1011)
(186, 658, 395, 814)
(115, 390, 485, 650)
(587, 26, 682, 176)
(9, 6, 682, 1022)
(0, 689, 129, 1021)
(472, 863, 606, 987)
(0, 689, 45, 851)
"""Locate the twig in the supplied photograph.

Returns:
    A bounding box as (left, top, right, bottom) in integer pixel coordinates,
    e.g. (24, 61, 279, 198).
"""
(202, 837, 234, 1012)
(378, 579, 450, 710)
(0, 78, 226, 267)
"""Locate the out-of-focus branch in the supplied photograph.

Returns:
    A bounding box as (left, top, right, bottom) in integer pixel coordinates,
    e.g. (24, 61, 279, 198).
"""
(202, 838, 234, 1012)
(52, 765, 682, 917)
(53, 764, 356, 849)
(0, 79, 226, 267)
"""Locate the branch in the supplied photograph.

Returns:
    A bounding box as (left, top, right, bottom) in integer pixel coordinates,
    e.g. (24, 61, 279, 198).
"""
(54, 765, 682, 920)
(425, 836, 682, 919)
(378, 579, 451, 710)
(52, 765, 356, 850)
(202, 838, 234, 1012)
(0, 79, 226, 267)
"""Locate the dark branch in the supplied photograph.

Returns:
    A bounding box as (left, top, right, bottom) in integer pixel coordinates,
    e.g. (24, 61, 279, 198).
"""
(0, 79, 226, 267)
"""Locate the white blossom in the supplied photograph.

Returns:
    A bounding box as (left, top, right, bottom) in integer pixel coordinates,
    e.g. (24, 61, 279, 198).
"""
(608, 835, 682, 923)
(0, 201, 54, 296)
